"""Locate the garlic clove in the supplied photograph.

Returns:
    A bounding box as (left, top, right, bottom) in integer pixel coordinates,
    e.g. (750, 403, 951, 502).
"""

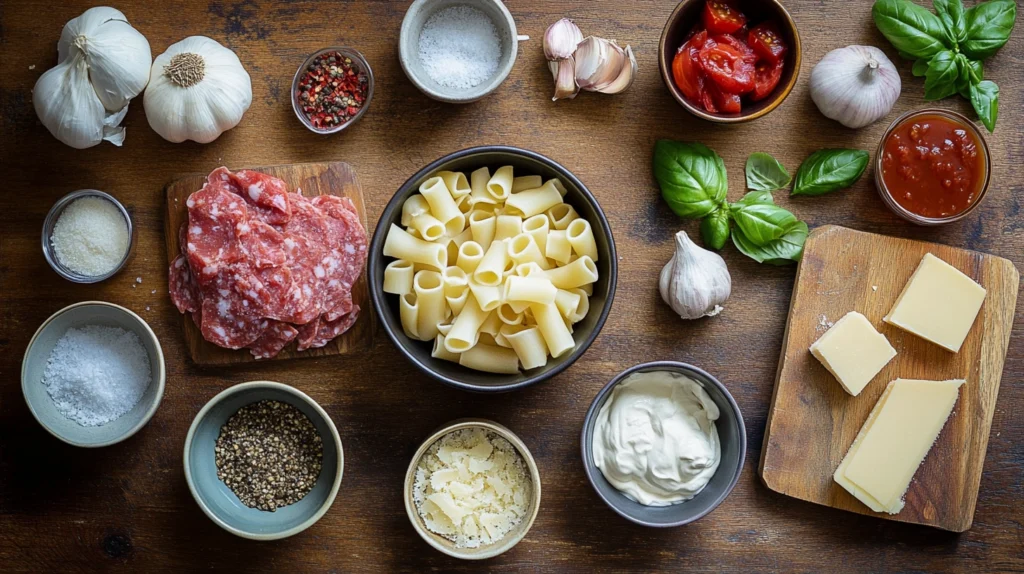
(543, 18, 583, 61)
(659, 230, 731, 320)
(33, 56, 108, 149)
(575, 37, 626, 92)
(592, 44, 636, 94)
(551, 57, 580, 101)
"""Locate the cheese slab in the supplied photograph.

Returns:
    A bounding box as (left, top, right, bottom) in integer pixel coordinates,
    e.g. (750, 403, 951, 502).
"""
(884, 253, 986, 352)
(834, 379, 963, 514)
(810, 311, 896, 396)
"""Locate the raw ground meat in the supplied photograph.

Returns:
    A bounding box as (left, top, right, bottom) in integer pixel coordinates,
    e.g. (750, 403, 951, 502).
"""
(168, 166, 366, 358)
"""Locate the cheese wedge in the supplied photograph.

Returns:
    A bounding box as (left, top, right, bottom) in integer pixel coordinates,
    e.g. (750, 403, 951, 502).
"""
(884, 253, 986, 352)
(834, 378, 963, 514)
(810, 311, 897, 396)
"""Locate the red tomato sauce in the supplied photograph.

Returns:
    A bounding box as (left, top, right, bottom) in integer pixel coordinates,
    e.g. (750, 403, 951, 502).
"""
(880, 114, 986, 219)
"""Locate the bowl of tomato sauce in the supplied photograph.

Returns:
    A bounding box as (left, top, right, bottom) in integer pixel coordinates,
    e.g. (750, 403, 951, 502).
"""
(659, 0, 801, 123)
(875, 109, 991, 225)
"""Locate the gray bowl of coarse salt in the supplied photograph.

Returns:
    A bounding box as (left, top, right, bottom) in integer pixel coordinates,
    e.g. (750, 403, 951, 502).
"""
(399, 0, 519, 103)
(22, 301, 165, 448)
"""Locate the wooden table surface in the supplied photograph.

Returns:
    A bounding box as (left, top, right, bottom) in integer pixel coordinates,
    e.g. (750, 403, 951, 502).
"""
(1, 1, 1021, 572)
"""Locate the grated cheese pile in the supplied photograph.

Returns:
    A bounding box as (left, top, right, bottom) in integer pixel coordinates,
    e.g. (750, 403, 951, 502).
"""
(418, 5, 502, 90)
(413, 428, 530, 548)
(50, 196, 129, 277)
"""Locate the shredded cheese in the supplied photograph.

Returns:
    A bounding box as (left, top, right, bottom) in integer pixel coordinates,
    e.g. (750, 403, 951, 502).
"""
(50, 196, 128, 277)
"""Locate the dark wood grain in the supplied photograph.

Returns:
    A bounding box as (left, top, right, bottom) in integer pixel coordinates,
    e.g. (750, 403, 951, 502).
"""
(759, 225, 1019, 532)
(164, 162, 373, 365)
(1, 1, 1022, 572)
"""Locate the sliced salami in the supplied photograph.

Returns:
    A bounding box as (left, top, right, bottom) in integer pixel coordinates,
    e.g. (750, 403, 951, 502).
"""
(198, 273, 266, 350)
(232, 169, 291, 225)
(295, 316, 321, 351)
(169, 255, 200, 314)
(308, 307, 360, 349)
(249, 321, 299, 359)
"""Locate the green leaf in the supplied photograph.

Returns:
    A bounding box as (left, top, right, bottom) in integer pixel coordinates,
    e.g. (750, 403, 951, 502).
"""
(955, 54, 983, 98)
(700, 207, 731, 250)
(873, 0, 952, 59)
(653, 140, 728, 219)
(745, 152, 792, 192)
(792, 149, 870, 196)
(924, 50, 959, 100)
(912, 58, 930, 77)
(970, 80, 999, 132)
(934, 0, 967, 44)
(730, 190, 775, 211)
(732, 203, 800, 246)
(732, 221, 809, 265)
(962, 0, 1016, 60)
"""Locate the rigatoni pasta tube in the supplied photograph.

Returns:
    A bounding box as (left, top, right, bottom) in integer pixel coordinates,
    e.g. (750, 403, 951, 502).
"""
(547, 203, 578, 230)
(497, 303, 524, 326)
(549, 178, 568, 197)
(444, 212, 466, 238)
(469, 167, 496, 206)
(441, 266, 468, 294)
(419, 176, 461, 224)
(456, 241, 484, 273)
(512, 175, 543, 192)
(445, 285, 469, 315)
(459, 343, 520, 374)
(554, 288, 582, 319)
(508, 233, 551, 270)
(468, 210, 496, 251)
(545, 229, 572, 264)
(432, 335, 461, 363)
(530, 302, 576, 358)
(473, 239, 508, 286)
(399, 293, 419, 340)
(383, 260, 415, 295)
(522, 214, 550, 257)
(504, 326, 550, 370)
(479, 310, 503, 337)
(401, 194, 429, 227)
(414, 270, 446, 341)
(566, 218, 598, 261)
(567, 287, 590, 323)
(541, 255, 598, 289)
(506, 180, 563, 219)
(410, 212, 445, 242)
(383, 224, 447, 270)
(504, 275, 557, 305)
(468, 278, 503, 312)
(493, 214, 522, 242)
(486, 165, 514, 201)
(438, 170, 471, 198)
(445, 297, 490, 353)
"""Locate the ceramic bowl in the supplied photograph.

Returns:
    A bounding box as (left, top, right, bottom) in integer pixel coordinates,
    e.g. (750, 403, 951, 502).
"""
(659, 0, 802, 123)
(21, 301, 165, 447)
(291, 47, 375, 134)
(399, 0, 518, 103)
(42, 190, 135, 283)
(183, 381, 343, 540)
(368, 146, 617, 393)
(581, 361, 746, 527)
(403, 418, 541, 559)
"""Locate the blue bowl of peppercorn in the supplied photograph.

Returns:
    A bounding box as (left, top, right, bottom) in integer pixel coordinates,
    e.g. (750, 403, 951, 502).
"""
(292, 47, 374, 134)
(183, 381, 344, 540)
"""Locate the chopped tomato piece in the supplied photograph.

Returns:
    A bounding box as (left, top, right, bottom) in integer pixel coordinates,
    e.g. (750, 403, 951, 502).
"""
(698, 43, 755, 94)
(703, 0, 746, 35)
(752, 59, 784, 101)
(700, 85, 718, 113)
(672, 35, 705, 102)
(711, 33, 757, 64)
(706, 82, 742, 113)
(748, 22, 788, 65)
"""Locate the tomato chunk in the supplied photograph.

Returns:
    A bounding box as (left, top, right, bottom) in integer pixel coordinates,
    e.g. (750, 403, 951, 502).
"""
(698, 43, 755, 94)
(672, 32, 707, 101)
(752, 59, 784, 101)
(711, 33, 757, 64)
(748, 22, 787, 65)
(706, 82, 742, 113)
(703, 0, 746, 34)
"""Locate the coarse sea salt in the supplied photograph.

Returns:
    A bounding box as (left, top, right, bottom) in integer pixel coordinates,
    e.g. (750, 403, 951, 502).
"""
(42, 325, 151, 427)
(50, 196, 129, 277)
(418, 5, 501, 90)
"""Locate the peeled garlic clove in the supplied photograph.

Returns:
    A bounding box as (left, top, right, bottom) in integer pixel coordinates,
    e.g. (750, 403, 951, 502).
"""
(659, 230, 731, 320)
(544, 18, 583, 61)
(551, 57, 579, 101)
(592, 44, 636, 94)
(575, 37, 627, 92)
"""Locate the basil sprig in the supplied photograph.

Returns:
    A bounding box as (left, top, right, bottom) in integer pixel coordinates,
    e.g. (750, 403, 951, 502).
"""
(873, 0, 1015, 132)
(792, 149, 870, 197)
(653, 140, 728, 219)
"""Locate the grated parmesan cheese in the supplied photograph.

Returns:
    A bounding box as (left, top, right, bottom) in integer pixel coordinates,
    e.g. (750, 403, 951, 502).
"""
(413, 428, 530, 548)
(50, 196, 129, 277)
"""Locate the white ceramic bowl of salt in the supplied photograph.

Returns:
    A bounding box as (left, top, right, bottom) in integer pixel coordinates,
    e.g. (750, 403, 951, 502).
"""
(22, 301, 165, 447)
(399, 0, 519, 103)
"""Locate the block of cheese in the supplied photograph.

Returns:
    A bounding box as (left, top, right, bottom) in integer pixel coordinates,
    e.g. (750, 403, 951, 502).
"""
(834, 379, 963, 514)
(810, 311, 897, 396)
(884, 253, 986, 352)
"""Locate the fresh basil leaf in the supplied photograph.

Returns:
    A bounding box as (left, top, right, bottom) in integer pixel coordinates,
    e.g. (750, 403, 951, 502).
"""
(934, 0, 967, 44)
(732, 221, 808, 265)
(962, 0, 1016, 60)
(700, 207, 731, 250)
(792, 149, 870, 196)
(924, 50, 959, 100)
(730, 190, 775, 211)
(745, 152, 792, 192)
(873, 0, 951, 59)
(912, 58, 930, 77)
(653, 140, 728, 219)
(732, 203, 800, 246)
(970, 80, 999, 132)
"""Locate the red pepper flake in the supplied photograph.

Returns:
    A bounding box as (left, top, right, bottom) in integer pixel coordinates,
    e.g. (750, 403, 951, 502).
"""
(296, 51, 369, 130)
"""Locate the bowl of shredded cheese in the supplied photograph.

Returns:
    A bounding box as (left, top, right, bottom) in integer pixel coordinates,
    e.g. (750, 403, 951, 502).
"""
(404, 418, 541, 559)
(42, 189, 135, 283)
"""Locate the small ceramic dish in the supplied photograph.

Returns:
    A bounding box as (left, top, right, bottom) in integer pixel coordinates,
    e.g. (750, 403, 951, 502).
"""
(291, 47, 375, 134)
(874, 108, 991, 226)
(183, 381, 343, 540)
(42, 190, 135, 283)
(404, 418, 541, 560)
(22, 301, 165, 447)
(581, 361, 746, 527)
(399, 0, 518, 103)
(659, 0, 801, 123)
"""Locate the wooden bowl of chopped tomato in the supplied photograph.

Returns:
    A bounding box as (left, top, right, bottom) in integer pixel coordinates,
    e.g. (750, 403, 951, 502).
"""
(659, 0, 801, 123)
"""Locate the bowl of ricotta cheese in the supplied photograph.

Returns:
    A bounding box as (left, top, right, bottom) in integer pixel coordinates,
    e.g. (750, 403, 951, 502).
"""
(581, 361, 746, 527)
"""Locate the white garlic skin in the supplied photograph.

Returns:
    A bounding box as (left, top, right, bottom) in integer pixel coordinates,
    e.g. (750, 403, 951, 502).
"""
(543, 18, 583, 61)
(810, 45, 901, 129)
(659, 230, 731, 320)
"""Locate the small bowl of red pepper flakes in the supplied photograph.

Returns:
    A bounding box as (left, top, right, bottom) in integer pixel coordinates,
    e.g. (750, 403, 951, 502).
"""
(292, 47, 374, 134)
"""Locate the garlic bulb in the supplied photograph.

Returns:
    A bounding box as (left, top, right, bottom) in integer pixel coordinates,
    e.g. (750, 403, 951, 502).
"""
(33, 7, 151, 148)
(144, 36, 252, 143)
(810, 45, 901, 129)
(659, 230, 731, 320)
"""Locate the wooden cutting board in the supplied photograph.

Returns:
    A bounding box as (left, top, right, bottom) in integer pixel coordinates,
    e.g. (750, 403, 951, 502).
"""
(758, 225, 1019, 532)
(163, 162, 372, 366)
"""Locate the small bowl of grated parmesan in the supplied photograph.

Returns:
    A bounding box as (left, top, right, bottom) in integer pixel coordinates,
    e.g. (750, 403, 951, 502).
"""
(42, 190, 135, 283)
(404, 419, 541, 559)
